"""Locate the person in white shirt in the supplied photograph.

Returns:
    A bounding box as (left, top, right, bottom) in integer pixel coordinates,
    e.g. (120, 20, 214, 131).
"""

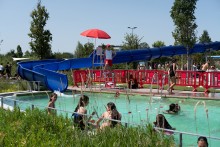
(104, 44, 113, 70)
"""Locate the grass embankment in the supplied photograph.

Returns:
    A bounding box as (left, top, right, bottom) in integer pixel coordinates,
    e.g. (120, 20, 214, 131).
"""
(0, 108, 175, 147)
(0, 79, 28, 93)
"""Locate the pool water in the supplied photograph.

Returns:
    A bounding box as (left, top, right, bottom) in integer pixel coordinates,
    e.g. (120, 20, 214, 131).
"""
(5, 92, 220, 146)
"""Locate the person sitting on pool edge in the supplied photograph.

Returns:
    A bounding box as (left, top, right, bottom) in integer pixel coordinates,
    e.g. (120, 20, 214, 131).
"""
(96, 102, 122, 130)
(72, 95, 95, 130)
(163, 103, 181, 114)
(128, 74, 138, 89)
(153, 114, 175, 130)
(197, 136, 208, 147)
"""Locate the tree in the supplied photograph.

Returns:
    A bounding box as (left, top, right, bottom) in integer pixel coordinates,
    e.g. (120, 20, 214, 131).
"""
(199, 30, 211, 43)
(16, 45, 23, 58)
(53, 52, 74, 59)
(6, 49, 16, 57)
(191, 30, 212, 64)
(122, 33, 149, 69)
(170, 0, 198, 70)
(28, 1, 52, 59)
(151, 41, 170, 66)
(122, 33, 147, 50)
(139, 42, 150, 49)
(24, 51, 31, 57)
(74, 41, 94, 58)
(152, 41, 165, 48)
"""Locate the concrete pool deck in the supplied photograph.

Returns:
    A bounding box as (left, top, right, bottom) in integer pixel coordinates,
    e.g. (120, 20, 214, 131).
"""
(69, 86, 220, 100)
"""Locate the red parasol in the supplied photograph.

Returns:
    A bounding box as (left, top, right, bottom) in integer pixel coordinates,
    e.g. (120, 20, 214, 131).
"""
(80, 29, 111, 39)
(80, 28, 111, 70)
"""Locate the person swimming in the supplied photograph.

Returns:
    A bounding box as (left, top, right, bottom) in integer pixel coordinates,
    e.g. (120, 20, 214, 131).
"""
(197, 136, 208, 147)
(163, 103, 180, 114)
(153, 114, 175, 130)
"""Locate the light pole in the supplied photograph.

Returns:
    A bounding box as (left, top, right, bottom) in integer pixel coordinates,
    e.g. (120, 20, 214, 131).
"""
(128, 27, 137, 36)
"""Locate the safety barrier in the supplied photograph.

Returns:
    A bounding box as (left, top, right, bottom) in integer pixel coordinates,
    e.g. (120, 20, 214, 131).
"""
(72, 69, 220, 93)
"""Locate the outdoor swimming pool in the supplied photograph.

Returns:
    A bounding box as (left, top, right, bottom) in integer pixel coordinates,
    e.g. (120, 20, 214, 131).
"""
(3, 91, 220, 146)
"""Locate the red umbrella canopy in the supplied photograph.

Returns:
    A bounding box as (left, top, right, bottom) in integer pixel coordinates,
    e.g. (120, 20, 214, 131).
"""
(80, 29, 111, 39)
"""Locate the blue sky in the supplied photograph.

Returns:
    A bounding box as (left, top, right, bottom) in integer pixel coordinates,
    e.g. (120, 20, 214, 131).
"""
(0, 0, 219, 54)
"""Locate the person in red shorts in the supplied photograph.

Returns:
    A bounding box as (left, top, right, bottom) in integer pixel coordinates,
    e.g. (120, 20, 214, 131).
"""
(104, 44, 113, 70)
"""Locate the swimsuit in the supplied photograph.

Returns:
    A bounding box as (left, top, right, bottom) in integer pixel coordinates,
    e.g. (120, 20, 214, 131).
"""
(169, 64, 176, 78)
(72, 113, 85, 130)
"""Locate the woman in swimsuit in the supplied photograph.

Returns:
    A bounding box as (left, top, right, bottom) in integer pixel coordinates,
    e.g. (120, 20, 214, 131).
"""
(96, 102, 121, 130)
(47, 93, 58, 115)
(167, 59, 177, 94)
(72, 95, 95, 130)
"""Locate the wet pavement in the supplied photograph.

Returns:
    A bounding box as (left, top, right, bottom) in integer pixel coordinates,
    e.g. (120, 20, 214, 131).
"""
(69, 86, 220, 100)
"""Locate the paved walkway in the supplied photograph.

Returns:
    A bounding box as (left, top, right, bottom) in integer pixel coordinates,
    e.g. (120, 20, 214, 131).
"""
(69, 86, 220, 100)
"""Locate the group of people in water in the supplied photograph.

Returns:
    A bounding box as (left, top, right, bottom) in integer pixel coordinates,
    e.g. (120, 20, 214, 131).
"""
(47, 92, 181, 131)
(47, 93, 209, 146)
(47, 93, 122, 130)
(153, 103, 180, 131)
(72, 95, 122, 130)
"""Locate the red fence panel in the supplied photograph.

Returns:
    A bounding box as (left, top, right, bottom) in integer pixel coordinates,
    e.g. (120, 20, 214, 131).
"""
(72, 69, 220, 93)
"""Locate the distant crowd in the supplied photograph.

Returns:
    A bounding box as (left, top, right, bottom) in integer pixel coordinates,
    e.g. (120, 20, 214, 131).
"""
(140, 59, 217, 72)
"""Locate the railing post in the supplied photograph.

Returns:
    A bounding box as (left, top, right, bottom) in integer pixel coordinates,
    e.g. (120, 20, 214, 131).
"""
(32, 104, 35, 110)
(179, 133, 182, 147)
(157, 72, 159, 93)
(13, 100, 17, 108)
(1, 97, 3, 108)
(38, 81, 40, 91)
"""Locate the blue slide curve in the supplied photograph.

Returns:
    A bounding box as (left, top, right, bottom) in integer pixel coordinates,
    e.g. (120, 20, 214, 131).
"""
(17, 42, 220, 92)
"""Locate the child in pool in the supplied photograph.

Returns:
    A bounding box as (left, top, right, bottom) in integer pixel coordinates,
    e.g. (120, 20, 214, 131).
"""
(72, 95, 95, 130)
(96, 102, 121, 129)
(163, 103, 180, 114)
(47, 93, 58, 115)
(197, 136, 208, 147)
(153, 114, 175, 130)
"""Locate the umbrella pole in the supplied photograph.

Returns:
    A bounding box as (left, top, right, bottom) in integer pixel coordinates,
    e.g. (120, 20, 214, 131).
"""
(92, 38, 96, 69)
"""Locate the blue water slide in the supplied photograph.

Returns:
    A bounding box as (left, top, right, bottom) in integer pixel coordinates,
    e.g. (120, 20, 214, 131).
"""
(17, 42, 220, 92)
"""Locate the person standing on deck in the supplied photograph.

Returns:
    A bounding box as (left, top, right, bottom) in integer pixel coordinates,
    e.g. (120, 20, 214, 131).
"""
(167, 59, 177, 94)
(202, 60, 210, 71)
(104, 44, 114, 71)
